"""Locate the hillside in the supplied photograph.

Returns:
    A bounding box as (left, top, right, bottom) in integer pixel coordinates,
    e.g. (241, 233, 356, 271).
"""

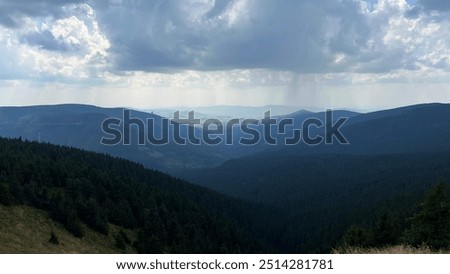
(0, 104, 227, 172)
(0, 137, 281, 253)
(332, 245, 447, 254)
(274, 103, 450, 155)
(184, 153, 450, 252)
(0, 205, 134, 253)
(177, 103, 450, 252)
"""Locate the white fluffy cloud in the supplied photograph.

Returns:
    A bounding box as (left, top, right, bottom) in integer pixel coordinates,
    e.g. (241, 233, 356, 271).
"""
(0, 3, 110, 80)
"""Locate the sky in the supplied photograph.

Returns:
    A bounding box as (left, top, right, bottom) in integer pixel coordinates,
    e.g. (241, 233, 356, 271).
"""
(1, 0, 450, 110)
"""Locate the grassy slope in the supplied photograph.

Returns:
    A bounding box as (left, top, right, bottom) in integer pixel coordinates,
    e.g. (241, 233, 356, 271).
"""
(0, 205, 136, 254)
(332, 245, 449, 254)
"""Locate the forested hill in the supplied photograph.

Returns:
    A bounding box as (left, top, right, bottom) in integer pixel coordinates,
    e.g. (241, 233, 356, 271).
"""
(0, 137, 281, 253)
(0, 104, 227, 172)
(184, 152, 450, 252)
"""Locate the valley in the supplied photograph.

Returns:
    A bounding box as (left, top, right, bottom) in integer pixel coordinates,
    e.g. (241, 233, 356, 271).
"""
(2, 103, 450, 253)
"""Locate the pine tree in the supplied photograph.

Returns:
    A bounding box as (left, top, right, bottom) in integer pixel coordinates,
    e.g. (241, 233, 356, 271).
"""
(0, 181, 12, 205)
(49, 231, 59, 245)
(114, 232, 127, 250)
(341, 225, 373, 247)
(406, 182, 450, 249)
(66, 210, 84, 238)
(372, 211, 399, 247)
(82, 198, 109, 235)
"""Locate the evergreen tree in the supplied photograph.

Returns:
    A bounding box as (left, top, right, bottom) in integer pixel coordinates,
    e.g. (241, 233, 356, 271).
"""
(49, 231, 59, 245)
(372, 211, 399, 247)
(115, 230, 129, 250)
(406, 182, 450, 249)
(341, 225, 373, 247)
(81, 198, 109, 235)
(66, 210, 84, 238)
(0, 181, 12, 205)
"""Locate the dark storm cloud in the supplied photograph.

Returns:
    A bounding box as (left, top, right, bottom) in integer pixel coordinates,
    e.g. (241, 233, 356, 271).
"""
(210, 0, 372, 72)
(90, 0, 211, 71)
(93, 0, 373, 73)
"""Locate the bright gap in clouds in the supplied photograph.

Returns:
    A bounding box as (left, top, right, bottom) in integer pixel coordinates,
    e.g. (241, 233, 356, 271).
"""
(1, 0, 450, 111)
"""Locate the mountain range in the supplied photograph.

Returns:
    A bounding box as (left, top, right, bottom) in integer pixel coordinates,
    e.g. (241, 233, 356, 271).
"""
(2, 103, 450, 252)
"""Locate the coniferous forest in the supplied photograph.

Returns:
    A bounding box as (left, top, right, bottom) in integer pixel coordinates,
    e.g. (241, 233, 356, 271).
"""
(0, 137, 276, 253)
(338, 182, 450, 251)
(2, 136, 450, 253)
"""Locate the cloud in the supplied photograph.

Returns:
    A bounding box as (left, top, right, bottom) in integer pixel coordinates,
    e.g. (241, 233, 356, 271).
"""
(416, 0, 450, 11)
(0, 2, 110, 80)
(95, 0, 375, 73)
(0, 0, 85, 28)
(2, 0, 450, 76)
(85, 0, 450, 74)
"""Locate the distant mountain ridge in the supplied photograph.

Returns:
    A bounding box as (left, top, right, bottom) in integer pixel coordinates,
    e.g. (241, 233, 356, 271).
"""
(0, 104, 227, 171)
(2, 103, 450, 173)
(0, 103, 359, 171)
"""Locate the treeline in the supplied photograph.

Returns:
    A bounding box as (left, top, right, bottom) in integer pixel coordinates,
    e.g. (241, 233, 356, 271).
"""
(339, 182, 450, 250)
(0, 137, 269, 253)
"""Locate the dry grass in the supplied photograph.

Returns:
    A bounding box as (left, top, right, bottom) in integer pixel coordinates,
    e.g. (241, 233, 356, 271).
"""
(0, 205, 136, 254)
(332, 244, 449, 254)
